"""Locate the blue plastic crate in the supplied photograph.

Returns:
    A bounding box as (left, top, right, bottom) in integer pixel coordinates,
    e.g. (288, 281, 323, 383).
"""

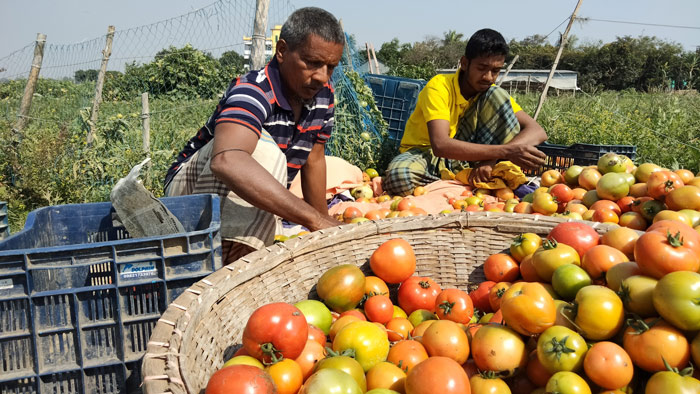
(0, 201, 8, 240)
(524, 142, 638, 176)
(363, 74, 426, 143)
(0, 194, 222, 393)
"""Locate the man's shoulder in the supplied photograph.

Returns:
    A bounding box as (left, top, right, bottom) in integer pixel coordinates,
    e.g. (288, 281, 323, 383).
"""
(225, 69, 273, 97)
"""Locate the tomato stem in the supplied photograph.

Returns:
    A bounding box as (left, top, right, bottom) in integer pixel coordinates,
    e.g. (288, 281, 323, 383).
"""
(419, 281, 431, 289)
(666, 231, 684, 248)
(260, 342, 284, 365)
(545, 336, 576, 361)
(438, 300, 455, 315)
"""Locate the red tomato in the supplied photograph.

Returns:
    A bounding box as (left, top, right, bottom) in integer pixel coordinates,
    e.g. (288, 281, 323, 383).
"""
(634, 229, 700, 279)
(370, 238, 417, 284)
(547, 222, 600, 258)
(483, 253, 520, 282)
(469, 281, 496, 313)
(488, 282, 512, 312)
(364, 294, 394, 325)
(387, 339, 429, 374)
(647, 220, 700, 255)
(242, 303, 308, 363)
(647, 170, 683, 200)
(581, 244, 629, 279)
(405, 357, 471, 394)
(583, 341, 633, 390)
(435, 288, 474, 324)
(398, 276, 442, 315)
(307, 324, 327, 346)
(549, 183, 574, 204)
(205, 365, 276, 394)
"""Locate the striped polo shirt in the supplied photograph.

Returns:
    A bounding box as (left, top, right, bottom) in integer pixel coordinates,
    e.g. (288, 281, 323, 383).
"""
(166, 56, 334, 187)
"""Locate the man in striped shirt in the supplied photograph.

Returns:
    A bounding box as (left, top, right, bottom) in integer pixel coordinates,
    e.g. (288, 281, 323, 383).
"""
(165, 7, 344, 263)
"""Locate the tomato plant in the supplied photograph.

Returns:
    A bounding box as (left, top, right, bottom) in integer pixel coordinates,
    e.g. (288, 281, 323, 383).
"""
(242, 303, 309, 363)
(370, 238, 416, 284)
(398, 276, 442, 315)
(317, 264, 366, 312)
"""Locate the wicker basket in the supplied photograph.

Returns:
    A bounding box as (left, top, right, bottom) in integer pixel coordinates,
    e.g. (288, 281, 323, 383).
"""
(142, 212, 617, 394)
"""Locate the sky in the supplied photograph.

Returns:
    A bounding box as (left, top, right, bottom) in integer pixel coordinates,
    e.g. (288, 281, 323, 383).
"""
(1, 0, 699, 60)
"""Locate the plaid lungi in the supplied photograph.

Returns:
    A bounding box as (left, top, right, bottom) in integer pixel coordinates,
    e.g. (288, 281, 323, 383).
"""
(164, 130, 287, 251)
(383, 86, 520, 196)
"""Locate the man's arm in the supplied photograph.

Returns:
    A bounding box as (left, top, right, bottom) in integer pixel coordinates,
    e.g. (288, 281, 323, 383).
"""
(300, 142, 330, 215)
(210, 123, 341, 231)
(509, 110, 547, 146)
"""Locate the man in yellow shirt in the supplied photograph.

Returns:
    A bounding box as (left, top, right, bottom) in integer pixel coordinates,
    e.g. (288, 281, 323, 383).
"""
(383, 29, 548, 196)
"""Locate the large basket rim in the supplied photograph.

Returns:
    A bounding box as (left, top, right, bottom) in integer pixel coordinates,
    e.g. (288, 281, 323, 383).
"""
(141, 212, 618, 393)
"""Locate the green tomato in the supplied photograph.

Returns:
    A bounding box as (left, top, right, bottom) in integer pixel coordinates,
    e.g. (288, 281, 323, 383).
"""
(618, 275, 658, 318)
(653, 271, 700, 331)
(407, 309, 437, 327)
(317, 264, 366, 313)
(295, 300, 333, 335)
(332, 321, 390, 371)
(537, 326, 588, 373)
(522, 192, 534, 203)
(645, 370, 700, 394)
(299, 368, 363, 394)
(531, 240, 581, 283)
(545, 371, 592, 394)
(596, 172, 630, 201)
(315, 355, 367, 392)
(551, 264, 591, 300)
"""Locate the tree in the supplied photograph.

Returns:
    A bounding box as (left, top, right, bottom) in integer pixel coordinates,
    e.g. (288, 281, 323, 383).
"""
(219, 50, 245, 74)
(74, 69, 99, 83)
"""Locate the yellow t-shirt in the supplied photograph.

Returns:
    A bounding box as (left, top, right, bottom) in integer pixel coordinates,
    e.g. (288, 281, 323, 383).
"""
(399, 69, 522, 153)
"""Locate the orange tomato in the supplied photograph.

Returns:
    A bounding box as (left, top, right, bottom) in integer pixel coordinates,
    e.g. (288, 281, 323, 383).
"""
(420, 320, 470, 364)
(404, 357, 470, 394)
(592, 208, 619, 224)
(590, 199, 622, 215)
(471, 324, 527, 377)
(364, 209, 386, 220)
(387, 339, 429, 374)
(342, 206, 363, 223)
(618, 211, 647, 231)
(581, 244, 629, 279)
(397, 198, 416, 211)
(500, 282, 556, 336)
(434, 288, 474, 324)
(370, 238, 416, 284)
(364, 295, 394, 325)
(385, 317, 414, 342)
(601, 227, 640, 260)
(583, 341, 633, 390)
(622, 318, 690, 372)
(629, 182, 648, 197)
(307, 324, 327, 346)
(488, 281, 512, 312)
(675, 169, 695, 184)
(483, 253, 520, 282)
(266, 359, 303, 394)
(413, 186, 427, 196)
(519, 254, 542, 282)
(365, 276, 390, 297)
(647, 170, 683, 200)
(294, 340, 325, 380)
(365, 361, 407, 392)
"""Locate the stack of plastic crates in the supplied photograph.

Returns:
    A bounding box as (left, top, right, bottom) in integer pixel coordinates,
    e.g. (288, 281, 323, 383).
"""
(0, 194, 222, 393)
(363, 74, 427, 144)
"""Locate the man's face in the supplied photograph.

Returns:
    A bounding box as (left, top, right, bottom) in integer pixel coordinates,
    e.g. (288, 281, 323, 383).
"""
(461, 54, 506, 93)
(276, 34, 344, 101)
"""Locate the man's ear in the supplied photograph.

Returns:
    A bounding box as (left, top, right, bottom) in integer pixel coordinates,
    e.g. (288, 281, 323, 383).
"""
(459, 56, 468, 71)
(275, 39, 288, 63)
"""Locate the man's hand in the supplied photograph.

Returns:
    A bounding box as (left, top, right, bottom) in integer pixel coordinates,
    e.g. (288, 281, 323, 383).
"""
(505, 144, 547, 170)
(468, 161, 495, 185)
(308, 214, 344, 232)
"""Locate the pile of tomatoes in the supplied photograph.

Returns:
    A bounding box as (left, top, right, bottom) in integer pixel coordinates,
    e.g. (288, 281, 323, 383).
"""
(205, 219, 700, 394)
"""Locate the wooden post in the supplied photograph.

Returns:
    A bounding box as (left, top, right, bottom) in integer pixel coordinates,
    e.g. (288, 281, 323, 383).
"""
(87, 25, 115, 146)
(141, 92, 151, 183)
(13, 33, 47, 135)
(365, 43, 374, 73)
(526, 75, 531, 94)
(370, 43, 380, 74)
(497, 54, 518, 86)
(533, 0, 583, 120)
(250, 0, 269, 70)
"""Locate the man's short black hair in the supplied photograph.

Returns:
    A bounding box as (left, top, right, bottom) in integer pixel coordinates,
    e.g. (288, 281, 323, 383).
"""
(464, 28, 509, 59)
(280, 7, 345, 51)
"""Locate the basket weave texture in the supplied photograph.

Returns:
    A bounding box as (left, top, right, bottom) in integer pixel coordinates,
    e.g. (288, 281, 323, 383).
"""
(142, 212, 617, 394)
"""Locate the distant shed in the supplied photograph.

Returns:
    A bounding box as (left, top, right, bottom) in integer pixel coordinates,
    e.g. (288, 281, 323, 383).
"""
(436, 68, 579, 94)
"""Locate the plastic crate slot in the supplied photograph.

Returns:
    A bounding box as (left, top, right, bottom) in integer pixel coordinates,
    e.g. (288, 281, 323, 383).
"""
(0, 275, 28, 300)
(0, 299, 30, 335)
(0, 336, 34, 376)
(77, 289, 116, 326)
(0, 377, 37, 393)
(164, 253, 214, 280)
(123, 320, 156, 360)
(119, 284, 162, 318)
(0, 255, 25, 277)
(114, 242, 162, 265)
(34, 294, 73, 332)
(37, 331, 78, 373)
(84, 364, 126, 394)
(39, 370, 80, 393)
(162, 237, 188, 256)
(187, 233, 215, 255)
(81, 325, 120, 365)
(30, 261, 114, 293)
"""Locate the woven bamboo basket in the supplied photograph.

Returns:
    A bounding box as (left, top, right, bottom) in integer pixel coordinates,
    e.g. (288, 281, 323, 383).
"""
(142, 212, 618, 394)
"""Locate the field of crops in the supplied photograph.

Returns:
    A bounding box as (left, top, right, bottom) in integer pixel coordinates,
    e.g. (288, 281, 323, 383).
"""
(1, 82, 699, 232)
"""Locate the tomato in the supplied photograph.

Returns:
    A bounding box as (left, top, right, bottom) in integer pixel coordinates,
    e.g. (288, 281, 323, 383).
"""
(646, 370, 700, 394)
(222, 355, 264, 369)
(471, 324, 527, 377)
(634, 229, 700, 279)
(365, 295, 395, 325)
(532, 192, 558, 215)
(366, 361, 407, 392)
(329, 315, 361, 341)
(616, 195, 636, 213)
(597, 152, 627, 174)
(421, 320, 470, 364)
(536, 326, 588, 373)
(387, 339, 429, 374)
(618, 275, 658, 317)
(596, 172, 630, 201)
(572, 285, 624, 340)
(385, 317, 414, 342)
(601, 226, 639, 260)
(398, 276, 442, 315)
(583, 341, 633, 390)
(553, 300, 577, 330)
(294, 340, 325, 380)
(299, 368, 363, 394)
(205, 366, 277, 394)
(647, 170, 684, 200)
(469, 281, 496, 313)
(370, 239, 416, 284)
(315, 355, 367, 392)
(527, 349, 553, 387)
(332, 321, 390, 371)
(647, 219, 700, 254)
(545, 371, 591, 394)
(483, 253, 520, 282)
(666, 185, 700, 211)
(640, 199, 666, 222)
(618, 211, 647, 230)
(435, 288, 474, 324)
(547, 222, 600, 258)
(605, 261, 641, 291)
(635, 162, 662, 182)
(579, 167, 602, 190)
(365, 276, 391, 297)
(551, 264, 591, 300)
(404, 357, 470, 394)
(531, 239, 581, 283)
(549, 183, 574, 204)
(509, 234, 543, 264)
(317, 264, 366, 313)
(541, 169, 565, 187)
(581, 244, 629, 279)
(393, 305, 408, 319)
(653, 209, 694, 225)
(622, 317, 690, 372)
(500, 282, 555, 336)
(653, 271, 700, 331)
(295, 299, 333, 335)
(266, 359, 303, 394)
(469, 374, 509, 393)
(407, 309, 437, 328)
(339, 309, 367, 321)
(488, 282, 512, 311)
(518, 254, 542, 282)
(242, 303, 309, 363)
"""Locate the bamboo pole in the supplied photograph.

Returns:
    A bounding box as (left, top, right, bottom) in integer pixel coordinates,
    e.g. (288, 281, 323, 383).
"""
(365, 43, 374, 74)
(496, 54, 519, 86)
(250, 0, 269, 70)
(13, 33, 47, 135)
(370, 43, 380, 74)
(87, 25, 115, 146)
(141, 92, 151, 183)
(533, 0, 583, 120)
